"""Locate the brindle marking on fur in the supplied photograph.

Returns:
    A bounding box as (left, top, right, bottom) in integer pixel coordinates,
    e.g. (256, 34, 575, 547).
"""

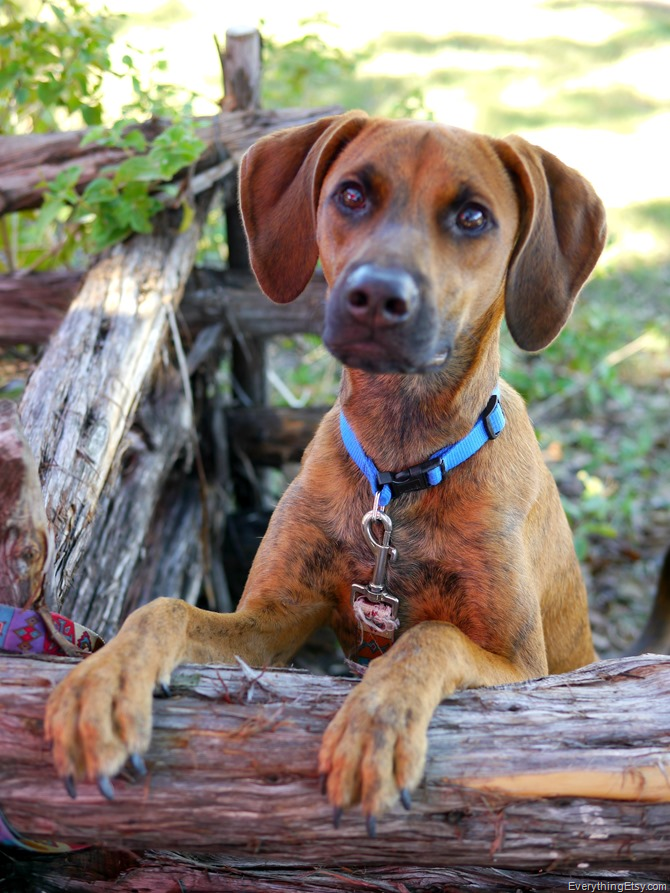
(45, 112, 668, 828)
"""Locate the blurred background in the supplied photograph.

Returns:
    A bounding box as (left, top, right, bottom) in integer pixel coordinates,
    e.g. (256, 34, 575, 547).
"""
(1, 0, 669, 655)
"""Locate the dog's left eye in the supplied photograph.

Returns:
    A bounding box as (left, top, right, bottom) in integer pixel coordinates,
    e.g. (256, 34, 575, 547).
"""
(455, 203, 491, 234)
(336, 183, 367, 212)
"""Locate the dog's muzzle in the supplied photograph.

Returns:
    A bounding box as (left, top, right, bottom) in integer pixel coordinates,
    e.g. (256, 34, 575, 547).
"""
(324, 263, 446, 373)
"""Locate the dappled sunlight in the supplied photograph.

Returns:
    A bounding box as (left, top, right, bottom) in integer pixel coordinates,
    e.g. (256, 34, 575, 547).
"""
(90, 0, 670, 239)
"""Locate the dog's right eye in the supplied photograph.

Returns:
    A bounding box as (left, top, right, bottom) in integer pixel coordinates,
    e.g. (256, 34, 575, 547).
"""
(335, 183, 367, 212)
(455, 202, 491, 234)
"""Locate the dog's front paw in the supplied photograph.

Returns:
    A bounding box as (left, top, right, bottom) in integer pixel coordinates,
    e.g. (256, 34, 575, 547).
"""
(45, 642, 163, 799)
(318, 670, 432, 832)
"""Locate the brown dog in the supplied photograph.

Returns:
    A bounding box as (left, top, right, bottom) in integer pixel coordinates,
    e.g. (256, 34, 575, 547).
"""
(46, 111, 608, 827)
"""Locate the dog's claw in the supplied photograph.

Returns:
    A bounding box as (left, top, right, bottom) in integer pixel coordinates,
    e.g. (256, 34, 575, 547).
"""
(365, 814, 377, 838)
(156, 682, 171, 698)
(332, 807, 343, 829)
(64, 775, 77, 800)
(400, 788, 412, 811)
(129, 753, 147, 778)
(97, 774, 115, 801)
(319, 773, 327, 796)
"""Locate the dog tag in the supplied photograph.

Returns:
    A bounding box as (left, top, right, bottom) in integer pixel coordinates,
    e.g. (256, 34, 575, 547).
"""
(351, 510, 399, 662)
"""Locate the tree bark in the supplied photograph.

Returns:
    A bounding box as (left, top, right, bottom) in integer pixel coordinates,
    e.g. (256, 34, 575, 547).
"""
(3, 850, 667, 892)
(0, 267, 327, 347)
(0, 271, 84, 346)
(0, 107, 341, 215)
(182, 267, 326, 339)
(17, 221, 202, 610)
(226, 406, 326, 467)
(1, 653, 670, 873)
(0, 400, 51, 607)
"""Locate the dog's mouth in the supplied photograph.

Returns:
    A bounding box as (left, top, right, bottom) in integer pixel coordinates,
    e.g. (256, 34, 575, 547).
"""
(426, 350, 450, 368)
(325, 335, 452, 375)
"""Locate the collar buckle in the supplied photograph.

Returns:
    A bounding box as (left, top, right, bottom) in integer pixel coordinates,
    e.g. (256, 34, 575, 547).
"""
(483, 393, 504, 440)
(377, 455, 444, 500)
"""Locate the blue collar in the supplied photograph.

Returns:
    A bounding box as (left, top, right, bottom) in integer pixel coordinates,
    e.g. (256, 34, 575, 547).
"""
(340, 388, 505, 508)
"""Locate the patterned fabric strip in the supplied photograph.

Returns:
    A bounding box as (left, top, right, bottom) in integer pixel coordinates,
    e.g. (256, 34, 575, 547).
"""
(0, 605, 102, 850)
(351, 629, 394, 665)
(0, 604, 104, 656)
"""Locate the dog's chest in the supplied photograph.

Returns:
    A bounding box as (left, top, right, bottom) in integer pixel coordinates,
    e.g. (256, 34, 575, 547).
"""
(336, 495, 483, 629)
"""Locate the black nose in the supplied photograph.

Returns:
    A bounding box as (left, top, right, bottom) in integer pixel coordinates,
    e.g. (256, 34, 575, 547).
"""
(343, 265, 419, 327)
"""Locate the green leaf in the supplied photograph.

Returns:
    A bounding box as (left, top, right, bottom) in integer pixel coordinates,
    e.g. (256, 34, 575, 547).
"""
(178, 200, 195, 233)
(120, 128, 147, 153)
(115, 154, 163, 184)
(50, 4, 66, 23)
(82, 177, 118, 204)
(0, 62, 19, 91)
(82, 103, 102, 125)
(30, 198, 69, 242)
(49, 165, 83, 195)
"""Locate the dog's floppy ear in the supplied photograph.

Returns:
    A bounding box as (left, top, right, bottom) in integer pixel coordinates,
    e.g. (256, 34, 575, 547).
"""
(239, 111, 369, 303)
(493, 135, 606, 351)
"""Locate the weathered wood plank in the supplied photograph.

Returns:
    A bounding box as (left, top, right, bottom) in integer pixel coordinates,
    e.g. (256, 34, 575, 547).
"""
(226, 405, 325, 466)
(0, 271, 84, 346)
(3, 849, 667, 892)
(1, 653, 670, 872)
(17, 222, 201, 608)
(0, 107, 341, 215)
(181, 267, 326, 338)
(0, 400, 51, 608)
(55, 365, 195, 639)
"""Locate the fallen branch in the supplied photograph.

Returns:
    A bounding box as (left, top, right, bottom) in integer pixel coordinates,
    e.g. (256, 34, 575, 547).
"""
(3, 851, 667, 892)
(226, 405, 326, 467)
(0, 266, 327, 347)
(17, 217, 203, 609)
(1, 653, 670, 873)
(0, 271, 84, 346)
(0, 107, 341, 215)
(0, 400, 51, 608)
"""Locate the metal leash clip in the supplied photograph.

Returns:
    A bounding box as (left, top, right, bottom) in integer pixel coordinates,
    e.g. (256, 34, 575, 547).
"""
(349, 492, 401, 662)
(351, 508, 399, 619)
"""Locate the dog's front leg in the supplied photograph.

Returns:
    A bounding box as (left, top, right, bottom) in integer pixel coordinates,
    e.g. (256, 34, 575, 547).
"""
(319, 620, 544, 827)
(46, 591, 330, 795)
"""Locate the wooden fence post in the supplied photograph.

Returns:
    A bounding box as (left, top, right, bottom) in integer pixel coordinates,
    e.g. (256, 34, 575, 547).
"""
(220, 27, 270, 512)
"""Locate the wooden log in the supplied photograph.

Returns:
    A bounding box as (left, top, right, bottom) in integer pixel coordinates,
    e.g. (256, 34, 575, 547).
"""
(0, 267, 327, 348)
(2, 653, 670, 872)
(222, 27, 269, 512)
(0, 271, 84, 346)
(17, 219, 203, 609)
(218, 27, 262, 112)
(4, 849, 668, 892)
(55, 365, 195, 639)
(181, 267, 326, 338)
(226, 405, 325, 466)
(0, 107, 341, 215)
(122, 475, 204, 614)
(0, 399, 51, 608)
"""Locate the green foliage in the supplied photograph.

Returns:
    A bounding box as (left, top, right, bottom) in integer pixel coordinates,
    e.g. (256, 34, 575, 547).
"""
(0, 1, 205, 271)
(261, 22, 357, 110)
(502, 262, 670, 562)
(0, 0, 117, 134)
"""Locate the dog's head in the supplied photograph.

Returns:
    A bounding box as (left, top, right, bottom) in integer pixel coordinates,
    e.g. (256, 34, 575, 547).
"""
(240, 112, 606, 374)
